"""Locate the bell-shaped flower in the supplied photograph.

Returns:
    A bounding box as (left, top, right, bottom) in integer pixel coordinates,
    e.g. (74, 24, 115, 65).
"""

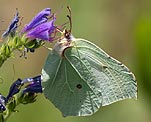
(22, 8, 51, 32)
(22, 8, 56, 42)
(22, 75, 42, 94)
(25, 19, 56, 41)
(18, 75, 42, 104)
(5, 79, 23, 102)
(1, 10, 19, 38)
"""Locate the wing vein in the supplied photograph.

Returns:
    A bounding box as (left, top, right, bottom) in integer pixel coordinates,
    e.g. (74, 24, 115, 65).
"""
(51, 58, 63, 87)
(64, 53, 102, 104)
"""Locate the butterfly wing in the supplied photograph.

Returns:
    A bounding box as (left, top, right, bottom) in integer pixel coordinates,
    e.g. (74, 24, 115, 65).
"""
(42, 37, 137, 116)
(69, 38, 137, 106)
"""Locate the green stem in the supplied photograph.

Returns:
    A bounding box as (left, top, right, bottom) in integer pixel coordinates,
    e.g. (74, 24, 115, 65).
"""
(0, 35, 45, 68)
(4, 110, 12, 122)
(0, 36, 26, 68)
(3, 95, 21, 122)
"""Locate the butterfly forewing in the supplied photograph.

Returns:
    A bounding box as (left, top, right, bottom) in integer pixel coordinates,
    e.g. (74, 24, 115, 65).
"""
(71, 38, 137, 105)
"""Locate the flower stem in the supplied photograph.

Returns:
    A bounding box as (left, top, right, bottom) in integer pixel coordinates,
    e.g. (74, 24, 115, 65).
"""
(0, 36, 27, 68)
(0, 35, 45, 68)
(3, 95, 21, 122)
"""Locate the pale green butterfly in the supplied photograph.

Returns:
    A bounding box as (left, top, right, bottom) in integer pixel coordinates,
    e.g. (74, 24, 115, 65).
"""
(42, 9, 137, 117)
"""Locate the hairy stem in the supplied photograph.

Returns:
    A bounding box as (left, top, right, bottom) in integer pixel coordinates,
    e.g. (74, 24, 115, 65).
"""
(0, 36, 26, 68)
(0, 35, 44, 68)
(3, 95, 20, 122)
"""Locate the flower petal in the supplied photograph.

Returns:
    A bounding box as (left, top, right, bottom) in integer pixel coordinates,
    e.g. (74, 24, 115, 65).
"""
(22, 8, 51, 32)
(6, 79, 22, 102)
(22, 75, 42, 93)
(26, 19, 55, 41)
(1, 11, 19, 38)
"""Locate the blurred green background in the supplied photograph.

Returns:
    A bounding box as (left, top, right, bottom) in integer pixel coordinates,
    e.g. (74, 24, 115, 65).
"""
(0, 0, 151, 122)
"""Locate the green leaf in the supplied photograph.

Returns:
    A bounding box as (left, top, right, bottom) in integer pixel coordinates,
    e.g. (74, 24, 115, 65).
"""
(42, 36, 137, 117)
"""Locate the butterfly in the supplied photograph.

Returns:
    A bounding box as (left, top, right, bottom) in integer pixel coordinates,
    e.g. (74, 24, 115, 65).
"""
(42, 29, 137, 117)
(41, 6, 137, 116)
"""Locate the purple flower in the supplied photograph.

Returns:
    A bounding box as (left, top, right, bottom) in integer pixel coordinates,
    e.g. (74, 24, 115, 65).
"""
(6, 79, 23, 102)
(22, 8, 56, 41)
(1, 10, 19, 38)
(0, 94, 6, 112)
(22, 75, 42, 94)
(22, 8, 51, 32)
(25, 19, 56, 41)
(5, 75, 42, 103)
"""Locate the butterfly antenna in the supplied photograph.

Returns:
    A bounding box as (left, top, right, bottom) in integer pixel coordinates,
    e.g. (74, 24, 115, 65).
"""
(64, 6, 72, 40)
(67, 6, 72, 34)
